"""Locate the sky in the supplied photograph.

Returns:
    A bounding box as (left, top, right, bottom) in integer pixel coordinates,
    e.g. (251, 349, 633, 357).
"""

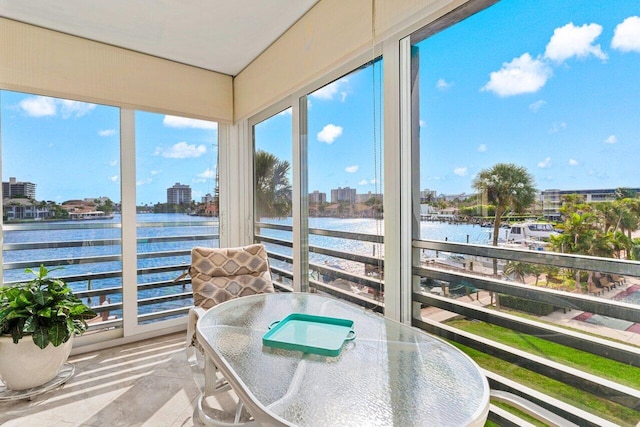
(2, 0, 639, 203)
(1, 92, 217, 205)
(418, 0, 640, 196)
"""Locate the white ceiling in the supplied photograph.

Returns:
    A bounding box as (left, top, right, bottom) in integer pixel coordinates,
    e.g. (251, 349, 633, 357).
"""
(0, 0, 318, 76)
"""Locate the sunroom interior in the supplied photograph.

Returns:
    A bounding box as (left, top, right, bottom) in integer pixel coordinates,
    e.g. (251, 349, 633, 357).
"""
(1, 0, 639, 426)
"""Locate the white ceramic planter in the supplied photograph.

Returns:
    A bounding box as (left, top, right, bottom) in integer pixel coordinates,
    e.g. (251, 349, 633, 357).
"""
(0, 335, 73, 390)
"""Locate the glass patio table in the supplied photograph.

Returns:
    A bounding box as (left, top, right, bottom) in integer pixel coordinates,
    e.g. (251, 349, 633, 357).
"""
(196, 293, 490, 426)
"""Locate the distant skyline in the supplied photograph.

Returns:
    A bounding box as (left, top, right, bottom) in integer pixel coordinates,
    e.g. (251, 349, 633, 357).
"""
(2, 1, 639, 203)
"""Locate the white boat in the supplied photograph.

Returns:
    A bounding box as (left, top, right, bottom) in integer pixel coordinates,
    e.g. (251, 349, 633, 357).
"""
(506, 221, 558, 243)
(69, 211, 115, 220)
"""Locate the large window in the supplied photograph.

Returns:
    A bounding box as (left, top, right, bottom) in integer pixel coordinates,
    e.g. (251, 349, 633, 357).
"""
(253, 108, 294, 287)
(410, 1, 640, 424)
(1, 90, 122, 331)
(306, 61, 384, 304)
(135, 111, 218, 324)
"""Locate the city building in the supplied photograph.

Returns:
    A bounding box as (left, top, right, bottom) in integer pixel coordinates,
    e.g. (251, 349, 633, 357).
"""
(167, 183, 192, 205)
(308, 190, 326, 204)
(201, 193, 216, 204)
(541, 187, 640, 220)
(2, 177, 36, 199)
(330, 187, 356, 204)
(420, 189, 437, 203)
(355, 191, 382, 204)
(441, 192, 473, 202)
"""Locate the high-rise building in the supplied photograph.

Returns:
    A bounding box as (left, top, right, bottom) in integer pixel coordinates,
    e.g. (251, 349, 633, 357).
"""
(2, 177, 36, 199)
(355, 191, 382, 204)
(167, 183, 192, 205)
(309, 190, 326, 204)
(330, 187, 356, 204)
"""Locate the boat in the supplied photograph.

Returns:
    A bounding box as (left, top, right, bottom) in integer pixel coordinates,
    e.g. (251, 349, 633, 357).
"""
(69, 211, 115, 220)
(506, 221, 558, 243)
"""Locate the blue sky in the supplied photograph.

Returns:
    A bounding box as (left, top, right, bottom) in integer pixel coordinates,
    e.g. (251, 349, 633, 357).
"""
(1, 92, 217, 205)
(419, 0, 640, 196)
(2, 0, 639, 204)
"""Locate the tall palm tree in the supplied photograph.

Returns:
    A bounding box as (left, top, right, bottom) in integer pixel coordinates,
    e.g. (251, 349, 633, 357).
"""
(254, 150, 292, 219)
(472, 163, 536, 275)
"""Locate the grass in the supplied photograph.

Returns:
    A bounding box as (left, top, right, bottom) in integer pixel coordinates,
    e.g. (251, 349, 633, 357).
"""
(447, 319, 640, 426)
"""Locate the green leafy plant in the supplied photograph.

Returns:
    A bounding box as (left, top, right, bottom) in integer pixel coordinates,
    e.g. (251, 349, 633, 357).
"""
(0, 265, 96, 349)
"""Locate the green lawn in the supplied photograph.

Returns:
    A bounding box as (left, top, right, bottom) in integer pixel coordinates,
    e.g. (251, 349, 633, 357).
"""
(447, 319, 640, 426)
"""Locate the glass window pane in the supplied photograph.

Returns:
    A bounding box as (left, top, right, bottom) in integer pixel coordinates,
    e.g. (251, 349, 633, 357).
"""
(1, 90, 122, 332)
(253, 108, 293, 288)
(135, 111, 218, 324)
(306, 60, 384, 304)
(411, 2, 640, 424)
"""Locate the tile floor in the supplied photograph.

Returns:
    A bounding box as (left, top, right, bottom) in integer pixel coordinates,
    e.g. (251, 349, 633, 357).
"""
(0, 333, 201, 427)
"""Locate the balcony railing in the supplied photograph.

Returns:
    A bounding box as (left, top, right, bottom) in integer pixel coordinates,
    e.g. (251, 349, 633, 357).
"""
(255, 221, 384, 309)
(2, 219, 219, 331)
(412, 238, 640, 426)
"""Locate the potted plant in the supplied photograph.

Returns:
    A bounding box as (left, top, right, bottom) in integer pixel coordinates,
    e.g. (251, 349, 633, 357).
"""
(0, 265, 96, 390)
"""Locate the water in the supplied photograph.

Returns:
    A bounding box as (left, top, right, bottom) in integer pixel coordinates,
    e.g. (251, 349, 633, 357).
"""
(2, 213, 218, 320)
(258, 217, 508, 277)
(0, 214, 526, 320)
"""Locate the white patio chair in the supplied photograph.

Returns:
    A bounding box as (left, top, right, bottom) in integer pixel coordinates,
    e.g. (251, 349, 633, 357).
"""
(185, 244, 275, 426)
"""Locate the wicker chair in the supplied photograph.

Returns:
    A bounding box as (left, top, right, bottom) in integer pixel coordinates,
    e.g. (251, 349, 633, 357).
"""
(185, 244, 274, 426)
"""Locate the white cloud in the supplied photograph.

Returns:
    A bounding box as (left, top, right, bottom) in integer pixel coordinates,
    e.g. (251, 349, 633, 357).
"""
(538, 157, 552, 168)
(109, 160, 118, 167)
(59, 100, 96, 118)
(612, 16, 640, 53)
(529, 100, 546, 112)
(163, 115, 217, 130)
(19, 96, 57, 117)
(108, 175, 118, 182)
(358, 179, 369, 185)
(477, 144, 487, 152)
(544, 23, 607, 63)
(150, 170, 161, 176)
(317, 124, 343, 144)
(436, 78, 453, 90)
(310, 78, 349, 101)
(548, 121, 567, 134)
(358, 179, 377, 186)
(481, 53, 552, 97)
(155, 141, 207, 158)
(419, 119, 426, 128)
(453, 167, 468, 176)
(345, 165, 359, 173)
(569, 159, 579, 166)
(99, 129, 116, 137)
(604, 135, 618, 144)
(198, 168, 216, 179)
(136, 178, 152, 186)
(18, 96, 95, 118)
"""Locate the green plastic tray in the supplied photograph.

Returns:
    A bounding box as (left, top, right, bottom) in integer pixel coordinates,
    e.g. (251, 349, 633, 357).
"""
(262, 313, 356, 357)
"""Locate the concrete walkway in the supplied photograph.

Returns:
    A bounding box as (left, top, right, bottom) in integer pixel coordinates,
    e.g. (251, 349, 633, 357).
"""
(420, 281, 640, 347)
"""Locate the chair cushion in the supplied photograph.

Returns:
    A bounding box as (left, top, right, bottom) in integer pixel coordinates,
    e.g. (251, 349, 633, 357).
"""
(190, 244, 274, 309)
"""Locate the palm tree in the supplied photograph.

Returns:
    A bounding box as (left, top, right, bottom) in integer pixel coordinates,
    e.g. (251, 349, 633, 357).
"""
(504, 261, 533, 283)
(472, 163, 536, 275)
(254, 150, 292, 219)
